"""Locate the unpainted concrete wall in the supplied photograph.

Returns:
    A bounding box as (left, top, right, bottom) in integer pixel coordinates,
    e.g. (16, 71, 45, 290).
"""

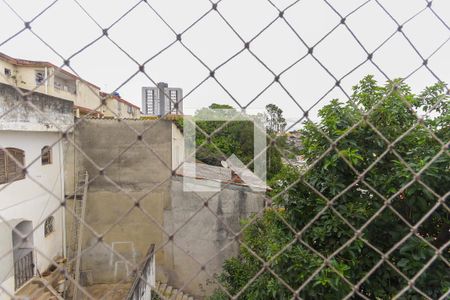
(165, 178, 264, 298)
(72, 119, 172, 284)
(0, 82, 73, 132)
(71, 119, 265, 299)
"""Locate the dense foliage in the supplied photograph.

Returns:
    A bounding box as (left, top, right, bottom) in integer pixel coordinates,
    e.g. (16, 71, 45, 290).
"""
(211, 76, 449, 299)
(191, 103, 285, 179)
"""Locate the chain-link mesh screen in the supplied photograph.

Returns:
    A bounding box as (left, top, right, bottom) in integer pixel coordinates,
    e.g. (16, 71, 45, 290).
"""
(0, 0, 448, 299)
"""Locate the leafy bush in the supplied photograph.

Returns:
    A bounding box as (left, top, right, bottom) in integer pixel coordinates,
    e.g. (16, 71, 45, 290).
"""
(211, 76, 449, 299)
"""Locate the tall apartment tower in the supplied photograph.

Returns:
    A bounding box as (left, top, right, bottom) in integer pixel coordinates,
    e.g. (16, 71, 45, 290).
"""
(142, 82, 183, 116)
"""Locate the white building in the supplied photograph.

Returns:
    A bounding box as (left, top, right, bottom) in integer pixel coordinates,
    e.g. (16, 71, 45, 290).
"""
(0, 82, 73, 298)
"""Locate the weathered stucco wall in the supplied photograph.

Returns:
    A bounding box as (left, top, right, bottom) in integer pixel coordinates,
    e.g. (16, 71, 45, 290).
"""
(73, 119, 173, 284)
(165, 178, 265, 298)
(72, 119, 265, 298)
(0, 82, 73, 132)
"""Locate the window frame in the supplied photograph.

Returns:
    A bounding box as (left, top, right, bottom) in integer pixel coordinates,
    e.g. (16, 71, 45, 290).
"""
(0, 148, 26, 184)
(35, 70, 45, 86)
(41, 146, 52, 165)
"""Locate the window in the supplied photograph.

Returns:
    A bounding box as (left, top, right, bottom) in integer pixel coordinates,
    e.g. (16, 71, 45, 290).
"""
(35, 70, 45, 85)
(41, 146, 52, 165)
(0, 148, 25, 184)
(44, 216, 55, 237)
(127, 105, 133, 114)
(4, 68, 11, 77)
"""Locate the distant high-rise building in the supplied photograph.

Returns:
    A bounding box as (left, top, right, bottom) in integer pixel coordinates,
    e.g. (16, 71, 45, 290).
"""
(142, 82, 183, 116)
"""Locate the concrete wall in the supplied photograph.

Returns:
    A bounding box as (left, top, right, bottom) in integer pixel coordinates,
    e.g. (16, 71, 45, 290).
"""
(72, 119, 265, 298)
(164, 178, 264, 298)
(73, 119, 173, 284)
(0, 82, 73, 132)
(171, 123, 184, 171)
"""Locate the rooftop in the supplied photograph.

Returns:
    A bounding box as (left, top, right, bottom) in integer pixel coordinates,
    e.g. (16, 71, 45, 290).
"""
(175, 162, 269, 191)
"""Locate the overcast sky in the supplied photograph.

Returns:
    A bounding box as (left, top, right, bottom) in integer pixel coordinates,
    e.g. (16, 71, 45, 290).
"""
(0, 0, 448, 128)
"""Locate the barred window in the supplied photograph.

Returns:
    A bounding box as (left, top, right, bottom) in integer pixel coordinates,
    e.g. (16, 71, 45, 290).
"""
(35, 70, 45, 85)
(41, 146, 52, 165)
(0, 148, 25, 184)
(44, 216, 55, 237)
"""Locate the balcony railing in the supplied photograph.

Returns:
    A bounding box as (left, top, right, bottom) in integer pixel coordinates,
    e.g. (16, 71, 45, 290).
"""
(54, 83, 77, 95)
(14, 251, 34, 290)
(127, 244, 155, 300)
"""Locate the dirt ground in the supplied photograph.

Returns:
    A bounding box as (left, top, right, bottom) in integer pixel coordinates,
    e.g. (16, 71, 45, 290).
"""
(83, 282, 132, 300)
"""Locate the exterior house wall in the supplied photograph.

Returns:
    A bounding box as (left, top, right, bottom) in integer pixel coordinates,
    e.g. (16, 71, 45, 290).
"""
(74, 81, 101, 112)
(0, 54, 102, 114)
(103, 97, 141, 119)
(171, 123, 184, 171)
(73, 119, 172, 284)
(0, 60, 17, 86)
(1, 53, 143, 120)
(72, 119, 265, 298)
(0, 131, 65, 299)
(2, 65, 55, 98)
(165, 178, 265, 298)
(15, 66, 47, 94)
(0, 83, 73, 132)
(0, 83, 73, 298)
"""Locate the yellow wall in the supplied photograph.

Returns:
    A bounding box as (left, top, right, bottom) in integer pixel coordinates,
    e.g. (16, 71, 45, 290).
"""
(75, 80, 101, 111)
(0, 57, 143, 118)
(103, 97, 141, 119)
(0, 58, 101, 112)
(0, 60, 17, 87)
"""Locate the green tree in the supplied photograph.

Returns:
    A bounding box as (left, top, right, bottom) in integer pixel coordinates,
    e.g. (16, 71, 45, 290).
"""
(192, 103, 284, 179)
(265, 104, 287, 133)
(211, 76, 449, 299)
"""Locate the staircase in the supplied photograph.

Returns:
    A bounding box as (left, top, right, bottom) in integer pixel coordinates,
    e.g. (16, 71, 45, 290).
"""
(154, 281, 195, 300)
(66, 170, 89, 299)
(15, 259, 65, 300)
(15, 279, 61, 300)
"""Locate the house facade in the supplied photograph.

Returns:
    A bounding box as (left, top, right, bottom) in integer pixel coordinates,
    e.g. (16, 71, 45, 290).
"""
(0, 82, 73, 298)
(0, 52, 141, 119)
(0, 52, 102, 118)
(100, 92, 141, 119)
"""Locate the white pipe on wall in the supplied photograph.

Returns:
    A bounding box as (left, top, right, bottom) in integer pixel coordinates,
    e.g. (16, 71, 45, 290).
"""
(58, 135, 67, 258)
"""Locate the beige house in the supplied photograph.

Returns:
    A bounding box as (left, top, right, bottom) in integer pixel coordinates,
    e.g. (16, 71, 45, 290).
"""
(0, 52, 141, 119)
(100, 92, 141, 119)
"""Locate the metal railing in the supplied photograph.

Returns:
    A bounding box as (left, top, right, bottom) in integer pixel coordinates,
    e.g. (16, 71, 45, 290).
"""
(127, 244, 156, 300)
(14, 251, 34, 291)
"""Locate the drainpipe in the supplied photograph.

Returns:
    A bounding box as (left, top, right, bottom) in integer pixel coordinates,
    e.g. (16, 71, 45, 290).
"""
(59, 134, 67, 258)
